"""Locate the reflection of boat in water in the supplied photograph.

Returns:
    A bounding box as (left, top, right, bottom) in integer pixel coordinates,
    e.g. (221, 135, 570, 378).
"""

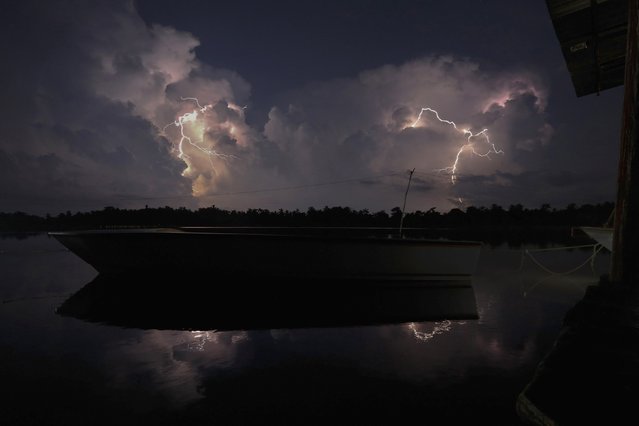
(56, 274, 479, 331)
(49, 227, 482, 283)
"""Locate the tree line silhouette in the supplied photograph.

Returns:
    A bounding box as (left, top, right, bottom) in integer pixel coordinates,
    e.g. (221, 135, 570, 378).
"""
(0, 202, 614, 246)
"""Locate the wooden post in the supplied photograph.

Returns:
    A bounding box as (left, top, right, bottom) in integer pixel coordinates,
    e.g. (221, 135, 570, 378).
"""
(611, 0, 639, 285)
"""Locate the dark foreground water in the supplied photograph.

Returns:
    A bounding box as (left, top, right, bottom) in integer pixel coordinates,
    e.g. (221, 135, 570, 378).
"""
(0, 233, 611, 425)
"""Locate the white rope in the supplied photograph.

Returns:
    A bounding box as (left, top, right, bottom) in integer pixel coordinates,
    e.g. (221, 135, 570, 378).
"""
(519, 243, 604, 275)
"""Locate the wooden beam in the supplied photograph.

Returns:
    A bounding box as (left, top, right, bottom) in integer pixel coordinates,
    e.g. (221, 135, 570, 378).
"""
(611, 0, 639, 284)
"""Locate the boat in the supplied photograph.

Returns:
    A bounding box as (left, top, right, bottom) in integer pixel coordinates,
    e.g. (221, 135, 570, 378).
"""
(576, 207, 614, 252)
(49, 227, 483, 284)
(578, 226, 614, 251)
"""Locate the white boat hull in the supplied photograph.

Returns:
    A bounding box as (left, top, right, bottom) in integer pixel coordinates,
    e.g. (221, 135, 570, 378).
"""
(580, 226, 614, 251)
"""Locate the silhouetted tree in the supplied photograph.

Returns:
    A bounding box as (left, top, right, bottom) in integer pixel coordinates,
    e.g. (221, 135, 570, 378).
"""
(0, 201, 616, 246)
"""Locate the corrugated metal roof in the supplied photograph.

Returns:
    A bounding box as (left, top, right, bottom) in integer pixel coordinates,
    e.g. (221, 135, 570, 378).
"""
(546, 0, 627, 96)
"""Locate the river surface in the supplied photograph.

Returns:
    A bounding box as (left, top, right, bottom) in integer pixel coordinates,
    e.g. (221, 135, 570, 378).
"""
(0, 233, 611, 425)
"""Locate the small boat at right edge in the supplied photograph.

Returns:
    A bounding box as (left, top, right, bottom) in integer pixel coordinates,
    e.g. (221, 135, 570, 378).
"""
(579, 226, 614, 252)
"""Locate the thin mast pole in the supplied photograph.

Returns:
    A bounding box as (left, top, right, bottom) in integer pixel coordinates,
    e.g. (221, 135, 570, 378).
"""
(399, 168, 415, 236)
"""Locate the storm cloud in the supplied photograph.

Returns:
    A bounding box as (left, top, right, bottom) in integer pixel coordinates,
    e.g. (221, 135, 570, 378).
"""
(0, 0, 618, 215)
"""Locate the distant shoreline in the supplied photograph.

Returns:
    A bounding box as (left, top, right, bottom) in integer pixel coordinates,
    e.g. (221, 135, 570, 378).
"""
(0, 202, 613, 247)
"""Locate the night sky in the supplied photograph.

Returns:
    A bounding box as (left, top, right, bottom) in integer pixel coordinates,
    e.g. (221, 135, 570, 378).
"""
(0, 0, 624, 215)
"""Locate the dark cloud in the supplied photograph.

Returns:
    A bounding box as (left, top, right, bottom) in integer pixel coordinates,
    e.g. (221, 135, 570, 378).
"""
(454, 168, 616, 209)
(0, 1, 195, 213)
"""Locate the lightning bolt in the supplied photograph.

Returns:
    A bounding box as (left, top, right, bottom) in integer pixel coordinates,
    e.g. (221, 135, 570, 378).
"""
(410, 107, 504, 184)
(162, 97, 237, 176)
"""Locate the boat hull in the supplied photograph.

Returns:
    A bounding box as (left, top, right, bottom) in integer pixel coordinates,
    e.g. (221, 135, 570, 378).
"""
(50, 228, 482, 283)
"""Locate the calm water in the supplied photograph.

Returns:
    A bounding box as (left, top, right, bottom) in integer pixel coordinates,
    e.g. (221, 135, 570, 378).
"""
(0, 234, 611, 425)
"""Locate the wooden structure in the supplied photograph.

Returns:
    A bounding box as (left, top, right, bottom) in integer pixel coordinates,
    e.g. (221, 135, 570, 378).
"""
(546, 0, 638, 284)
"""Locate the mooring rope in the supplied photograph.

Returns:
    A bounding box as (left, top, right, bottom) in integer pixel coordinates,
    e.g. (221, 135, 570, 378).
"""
(519, 243, 605, 275)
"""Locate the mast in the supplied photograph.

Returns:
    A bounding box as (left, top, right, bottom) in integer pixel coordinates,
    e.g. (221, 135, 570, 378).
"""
(399, 168, 415, 236)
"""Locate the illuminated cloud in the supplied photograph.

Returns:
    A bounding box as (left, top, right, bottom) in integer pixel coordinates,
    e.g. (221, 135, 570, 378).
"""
(3, 0, 610, 214)
(0, 1, 194, 212)
(261, 57, 552, 210)
(0, 0, 257, 212)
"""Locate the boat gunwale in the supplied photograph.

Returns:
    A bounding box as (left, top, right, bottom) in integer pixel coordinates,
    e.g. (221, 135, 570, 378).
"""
(48, 228, 484, 247)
